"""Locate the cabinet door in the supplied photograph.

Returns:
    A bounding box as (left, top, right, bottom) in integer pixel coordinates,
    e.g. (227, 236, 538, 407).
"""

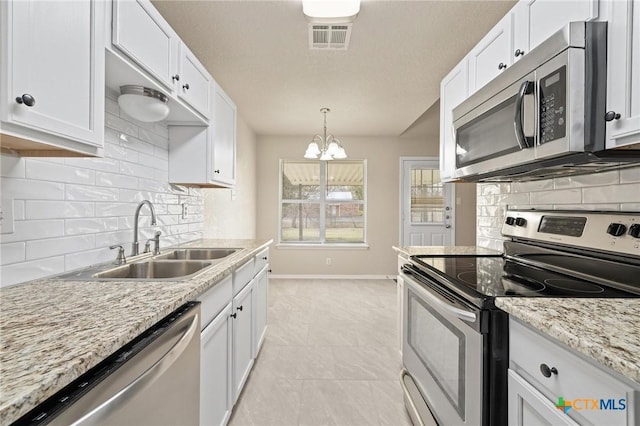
(439, 60, 468, 181)
(178, 44, 212, 119)
(112, 0, 178, 90)
(252, 266, 268, 357)
(212, 85, 237, 186)
(606, 0, 640, 149)
(200, 304, 232, 426)
(524, 0, 598, 52)
(508, 370, 578, 426)
(232, 281, 254, 403)
(467, 14, 512, 94)
(1, 0, 104, 148)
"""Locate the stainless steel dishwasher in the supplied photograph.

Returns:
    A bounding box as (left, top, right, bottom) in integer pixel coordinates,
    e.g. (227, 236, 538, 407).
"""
(16, 302, 201, 425)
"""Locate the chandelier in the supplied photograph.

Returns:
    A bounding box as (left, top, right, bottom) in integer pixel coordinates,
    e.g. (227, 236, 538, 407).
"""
(304, 108, 347, 160)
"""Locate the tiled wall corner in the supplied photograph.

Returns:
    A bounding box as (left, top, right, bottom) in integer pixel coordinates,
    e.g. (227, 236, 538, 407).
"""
(476, 166, 640, 250)
(0, 93, 204, 287)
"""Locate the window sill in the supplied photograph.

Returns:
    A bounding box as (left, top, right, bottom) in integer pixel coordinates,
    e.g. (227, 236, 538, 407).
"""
(276, 243, 370, 250)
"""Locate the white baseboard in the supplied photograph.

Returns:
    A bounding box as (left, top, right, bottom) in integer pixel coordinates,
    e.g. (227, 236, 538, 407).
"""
(269, 274, 396, 280)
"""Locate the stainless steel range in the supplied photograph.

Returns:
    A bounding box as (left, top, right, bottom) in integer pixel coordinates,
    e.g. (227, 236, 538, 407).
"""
(400, 210, 640, 426)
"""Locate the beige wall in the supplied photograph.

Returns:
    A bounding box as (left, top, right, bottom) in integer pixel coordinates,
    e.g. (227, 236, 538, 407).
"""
(203, 114, 257, 239)
(256, 134, 436, 276)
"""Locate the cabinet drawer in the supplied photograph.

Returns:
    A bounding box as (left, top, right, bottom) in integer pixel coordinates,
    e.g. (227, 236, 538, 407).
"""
(233, 258, 254, 295)
(510, 319, 635, 425)
(197, 274, 232, 330)
(254, 248, 269, 275)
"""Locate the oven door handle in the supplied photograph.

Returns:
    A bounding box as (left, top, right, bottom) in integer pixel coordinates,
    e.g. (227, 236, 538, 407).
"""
(402, 269, 477, 323)
(514, 80, 534, 149)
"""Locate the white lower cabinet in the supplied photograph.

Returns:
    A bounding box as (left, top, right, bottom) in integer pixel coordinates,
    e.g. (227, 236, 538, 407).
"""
(252, 266, 268, 356)
(509, 318, 638, 426)
(198, 249, 270, 424)
(232, 279, 254, 403)
(200, 303, 232, 426)
(508, 369, 578, 425)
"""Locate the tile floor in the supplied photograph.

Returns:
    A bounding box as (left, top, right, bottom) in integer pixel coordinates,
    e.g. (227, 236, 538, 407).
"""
(228, 278, 412, 426)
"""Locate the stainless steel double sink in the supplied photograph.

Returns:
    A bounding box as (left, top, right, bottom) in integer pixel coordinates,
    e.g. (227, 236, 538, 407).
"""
(55, 248, 239, 281)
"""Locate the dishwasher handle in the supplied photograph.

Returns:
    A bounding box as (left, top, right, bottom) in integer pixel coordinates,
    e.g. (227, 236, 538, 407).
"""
(72, 310, 200, 425)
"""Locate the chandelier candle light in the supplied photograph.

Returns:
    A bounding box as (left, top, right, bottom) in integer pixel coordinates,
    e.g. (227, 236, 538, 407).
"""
(304, 108, 347, 160)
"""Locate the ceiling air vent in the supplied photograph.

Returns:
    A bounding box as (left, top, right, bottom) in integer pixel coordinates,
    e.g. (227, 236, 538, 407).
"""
(309, 23, 352, 50)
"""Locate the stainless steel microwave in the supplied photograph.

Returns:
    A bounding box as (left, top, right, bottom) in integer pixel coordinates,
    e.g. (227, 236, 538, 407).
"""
(451, 21, 640, 182)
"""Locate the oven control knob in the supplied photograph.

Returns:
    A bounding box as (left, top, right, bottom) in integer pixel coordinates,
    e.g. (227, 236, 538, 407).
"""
(515, 218, 527, 227)
(629, 224, 640, 239)
(607, 223, 627, 237)
(505, 217, 515, 226)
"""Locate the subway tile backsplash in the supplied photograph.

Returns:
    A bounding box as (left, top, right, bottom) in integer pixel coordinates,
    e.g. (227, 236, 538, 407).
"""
(476, 166, 640, 250)
(0, 94, 204, 287)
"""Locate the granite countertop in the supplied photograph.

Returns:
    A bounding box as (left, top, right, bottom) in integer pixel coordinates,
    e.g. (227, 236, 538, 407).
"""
(496, 298, 640, 386)
(392, 245, 502, 257)
(0, 238, 272, 424)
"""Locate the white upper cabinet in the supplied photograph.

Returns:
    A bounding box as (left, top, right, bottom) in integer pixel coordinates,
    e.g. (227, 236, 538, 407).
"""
(111, 0, 212, 120)
(467, 14, 513, 95)
(112, 0, 179, 90)
(177, 44, 212, 120)
(0, 0, 105, 156)
(212, 84, 237, 186)
(605, 0, 640, 149)
(512, 0, 599, 64)
(440, 60, 468, 181)
(467, 0, 599, 94)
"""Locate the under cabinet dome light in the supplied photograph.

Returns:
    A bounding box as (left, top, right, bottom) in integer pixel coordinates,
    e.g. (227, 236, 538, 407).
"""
(118, 85, 170, 123)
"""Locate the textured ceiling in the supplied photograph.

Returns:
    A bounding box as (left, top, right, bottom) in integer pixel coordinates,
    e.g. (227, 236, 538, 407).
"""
(152, 0, 515, 137)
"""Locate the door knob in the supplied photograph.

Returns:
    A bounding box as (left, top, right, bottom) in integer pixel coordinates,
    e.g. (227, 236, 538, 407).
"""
(445, 225, 451, 229)
(172, 74, 180, 82)
(498, 62, 507, 70)
(182, 83, 190, 90)
(15, 94, 36, 107)
(605, 111, 621, 121)
(514, 49, 525, 57)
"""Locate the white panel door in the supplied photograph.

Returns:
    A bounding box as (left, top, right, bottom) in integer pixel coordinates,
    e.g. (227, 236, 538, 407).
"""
(401, 158, 454, 246)
(4, 0, 104, 147)
(212, 85, 237, 185)
(232, 281, 253, 403)
(439, 59, 468, 182)
(200, 304, 232, 426)
(526, 0, 598, 51)
(467, 14, 512, 94)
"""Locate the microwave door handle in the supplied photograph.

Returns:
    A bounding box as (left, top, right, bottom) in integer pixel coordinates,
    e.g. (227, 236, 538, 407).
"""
(514, 80, 535, 149)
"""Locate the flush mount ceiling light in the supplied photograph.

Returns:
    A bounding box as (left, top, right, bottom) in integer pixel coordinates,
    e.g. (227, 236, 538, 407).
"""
(118, 85, 170, 123)
(304, 108, 347, 161)
(303, 0, 360, 23)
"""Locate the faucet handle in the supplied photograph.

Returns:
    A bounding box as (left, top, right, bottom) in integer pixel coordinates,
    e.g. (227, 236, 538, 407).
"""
(109, 244, 127, 265)
(153, 231, 162, 255)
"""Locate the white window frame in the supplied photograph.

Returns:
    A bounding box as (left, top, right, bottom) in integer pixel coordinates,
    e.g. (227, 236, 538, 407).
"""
(278, 159, 368, 247)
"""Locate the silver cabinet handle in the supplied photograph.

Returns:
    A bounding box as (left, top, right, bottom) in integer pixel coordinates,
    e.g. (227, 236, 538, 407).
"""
(72, 313, 199, 425)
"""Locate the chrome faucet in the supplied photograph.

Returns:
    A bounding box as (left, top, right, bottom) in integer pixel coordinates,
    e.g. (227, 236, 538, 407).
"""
(132, 200, 157, 256)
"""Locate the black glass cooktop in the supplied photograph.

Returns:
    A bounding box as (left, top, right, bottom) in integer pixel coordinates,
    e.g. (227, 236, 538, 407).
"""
(409, 254, 640, 308)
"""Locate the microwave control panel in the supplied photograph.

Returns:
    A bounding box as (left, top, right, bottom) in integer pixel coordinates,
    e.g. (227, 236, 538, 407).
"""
(539, 66, 567, 144)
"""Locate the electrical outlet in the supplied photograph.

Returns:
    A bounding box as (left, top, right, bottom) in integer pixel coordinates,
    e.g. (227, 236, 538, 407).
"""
(0, 198, 15, 234)
(326, 257, 331, 265)
(181, 203, 188, 219)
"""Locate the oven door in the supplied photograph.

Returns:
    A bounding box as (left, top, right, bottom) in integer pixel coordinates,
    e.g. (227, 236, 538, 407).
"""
(401, 268, 484, 426)
(453, 71, 536, 180)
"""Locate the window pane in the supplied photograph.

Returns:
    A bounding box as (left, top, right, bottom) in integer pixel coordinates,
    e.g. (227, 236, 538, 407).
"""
(325, 204, 364, 243)
(281, 203, 320, 242)
(411, 168, 444, 223)
(326, 162, 364, 201)
(282, 162, 321, 200)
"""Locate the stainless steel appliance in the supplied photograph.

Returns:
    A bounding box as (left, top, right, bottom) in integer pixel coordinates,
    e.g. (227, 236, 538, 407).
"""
(15, 302, 201, 425)
(400, 210, 640, 426)
(452, 21, 640, 182)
